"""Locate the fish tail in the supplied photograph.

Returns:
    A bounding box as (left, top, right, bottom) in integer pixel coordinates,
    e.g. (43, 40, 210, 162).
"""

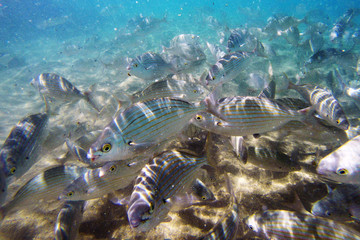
(334, 68, 347, 94)
(84, 84, 101, 112)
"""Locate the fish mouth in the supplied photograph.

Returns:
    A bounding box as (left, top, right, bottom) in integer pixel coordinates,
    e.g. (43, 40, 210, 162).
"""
(87, 151, 99, 162)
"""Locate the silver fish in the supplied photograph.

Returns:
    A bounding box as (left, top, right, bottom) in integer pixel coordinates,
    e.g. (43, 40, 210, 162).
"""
(317, 135, 360, 184)
(126, 52, 174, 80)
(163, 35, 206, 62)
(31, 73, 100, 112)
(277, 26, 300, 46)
(88, 97, 210, 164)
(330, 8, 360, 42)
(309, 31, 324, 53)
(227, 28, 262, 53)
(204, 51, 256, 86)
(191, 178, 215, 202)
(0, 165, 86, 221)
(192, 96, 306, 136)
(288, 82, 349, 130)
(127, 150, 207, 232)
(311, 184, 360, 222)
(54, 200, 85, 240)
(59, 159, 145, 201)
(245, 210, 360, 240)
(0, 113, 48, 181)
(264, 15, 306, 39)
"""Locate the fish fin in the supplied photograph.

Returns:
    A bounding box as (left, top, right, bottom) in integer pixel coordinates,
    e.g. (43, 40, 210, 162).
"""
(258, 80, 276, 99)
(229, 136, 247, 164)
(129, 141, 156, 154)
(282, 191, 310, 215)
(205, 132, 218, 170)
(65, 138, 90, 164)
(162, 215, 172, 223)
(202, 87, 227, 121)
(109, 195, 130, 206)
(349, 204, 360, 221)
(84, 88, 101, 112)
(334, 67, 347, 94)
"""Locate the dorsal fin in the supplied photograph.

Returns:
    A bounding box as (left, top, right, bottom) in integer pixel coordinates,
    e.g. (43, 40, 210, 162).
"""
(258, 80, 276, 99)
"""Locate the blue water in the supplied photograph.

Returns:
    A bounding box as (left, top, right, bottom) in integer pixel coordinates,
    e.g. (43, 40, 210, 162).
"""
(1, 0, 360, 239)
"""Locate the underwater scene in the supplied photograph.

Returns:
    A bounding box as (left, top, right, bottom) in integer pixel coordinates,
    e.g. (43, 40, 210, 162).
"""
(1, 0, 360, 239)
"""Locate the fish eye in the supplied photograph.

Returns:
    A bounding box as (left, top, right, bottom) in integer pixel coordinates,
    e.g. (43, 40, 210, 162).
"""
(67, 191, 74, 197)
(134, 63, 138, 67)
(325, 211, 332, 216)
(216, 121, 223, 126)
(109, 165, 117, 172)
(249, 225, 253, 230)
(149, 203, 154, 213)
(128, 141, 134, 146)
(202, 196, 206, 200)
(212, 76, 216, 80)
(336, 119, 341, 125)
(101, 143, 112, 153)
(195, 114, 203, 121)
(336, 168, 348, 175)
(10, 167, 16, 174)
(193, 89, 198, 93)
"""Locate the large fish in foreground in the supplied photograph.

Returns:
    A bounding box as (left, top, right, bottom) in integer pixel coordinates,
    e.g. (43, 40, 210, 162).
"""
(88, 97, 218, 164)
(244, 210, 360, 240)
(31, 73, 100, 112)
(317, 135, 360, 185)
(0, 112, 49, 200)
(288, 82, 349, 130)
(127, 150, 207, 232)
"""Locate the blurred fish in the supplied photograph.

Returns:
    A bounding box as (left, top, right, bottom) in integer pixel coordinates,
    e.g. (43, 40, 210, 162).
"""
(192, 95, 308, 137)
(336, 69, 360, 110)
(55, 200, 85, 240)
(127, 150, 207, 232)
(36, 15, 71, 30)
(203, 51, 258, 86)
(317, 135, 360, 184)
(0, 112, 48, 181)
(206, 42, 226, 61)
(163, 53, 205, 72)
(126, 52, 174, 80)
(330, 8, 360, 42)
(304, 48, 357, 70)
(244, 210, 360, 240)
(352, 29, 360, 44)
(129, 77, 208, 102)
(191, 178, 215, 201)
(127, 14, 167, 34)
(264, 15, 306, 39)
(311, 184, 360, 222)
(227, 28, 264, 53)
(65, 138, 90, 164)
(277, 26, 300, 46)
(88, 97, 216, 163)
(59, 159, 145, 201)
(197, 174, 240, 240)
(0, 165, 87, 221)
(31, 73, 100, 112)
(288, 82, 349, 130)
(309, 31, 324, 53)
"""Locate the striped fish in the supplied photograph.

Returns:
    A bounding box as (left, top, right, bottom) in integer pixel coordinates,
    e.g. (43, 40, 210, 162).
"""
(59, 158, 146, 201)
(54, 200, 85, 240)
(130, 77, 208, 102)
(197, 174, 240, 240)
(192, 96, 306, 136)
(0, 112, 48, 182)
(88, 97, 208, 164)
(31, 73, 100, 112)
(244, 210, 360, 240)
(204, 51, 255, 86)
(0, 165, 87, 221)
(127, 52, 174, 80)
(330, 8, 359, 42)
(288, 82, 349, 130)
(127, 149, 207, 232)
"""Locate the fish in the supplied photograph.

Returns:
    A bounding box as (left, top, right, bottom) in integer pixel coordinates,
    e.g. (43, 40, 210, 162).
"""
(227, 28, 262, 53)
(244, 210, 360, 240)
(65, 138, 91, 164)
(127, 149, 207, 232)
(0, 165, 87, 221)
(129, 76, 208, 102)
(59, 158, 146, 201)
(304, 48, 358, 71)
(203, 51, 257, 86)
(335, 69, 360, 110)
(330, 8, 360, 42)
(206, 42, 227, 61)
(190, 178, 215, 201)
(288, 82, 349, 130)
(309, 31, 324, 53)
(352, 29, 360, 44)
(126, 52, 174, 80)
(277, 26, 300, 46)
(311, 184, 360, 222)
(192, 96, 307, 137)
(30, 73, 100, 112)
(88, 97, 213, 163)
(263, 15, 306, 39)
(197, 173, 240, 240)
(317, 135, 360, 185)
(54, 200, 85, 240)
(0, 112, 49, 182)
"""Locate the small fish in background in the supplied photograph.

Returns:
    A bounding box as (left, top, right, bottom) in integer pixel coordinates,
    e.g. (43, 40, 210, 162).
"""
(87, 97, 220, 164)
(263, 15, 307, 39)
(54, 200, 85, 240)
(335, 68, 360, 110)
(197, 174, 241, 240)
(288, 81, 349, 130)
(277, 26, 300, 46)
(227, 28, 264, 53)
(126, 52, 175, 80)
(317, 135, 360, 185)
(0, 112, 49, 186)
(206, 42, 227, 61)
(309, 31, 324, 53)
(31, 73, 100, 112)
(352, 29, 360, 45)
(311, 184, 360, 222)
(244, 209, 360, 240)
(127, 149, 207, 232)
(330, 8, 360, 42)
(304, 48, 358, 71)
(0, 165, 87, 221)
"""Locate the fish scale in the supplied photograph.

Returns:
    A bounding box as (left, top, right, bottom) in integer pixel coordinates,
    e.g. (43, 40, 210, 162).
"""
(89, 97, 206, 163)
(127, 150, 207, 232)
